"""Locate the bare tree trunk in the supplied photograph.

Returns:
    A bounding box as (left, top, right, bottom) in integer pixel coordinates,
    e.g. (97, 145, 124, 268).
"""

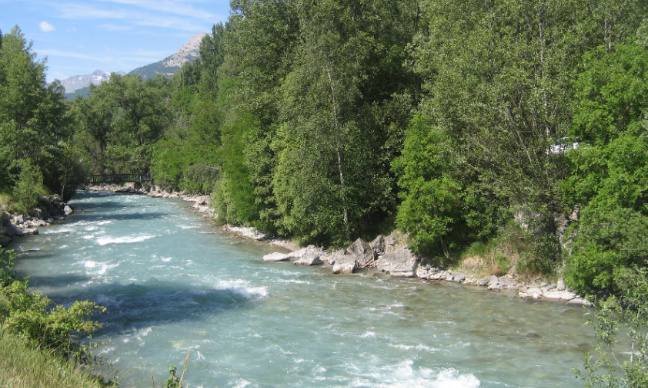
(325, 62, 350, 235)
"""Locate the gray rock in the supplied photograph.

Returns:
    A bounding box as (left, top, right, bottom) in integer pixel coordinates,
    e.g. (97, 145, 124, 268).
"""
(429, 270, 449, 280)
(294, 255, 323, 266)
(451, 273, 466, 283)
(12, 214, 24, 225)
(568, 298, 592, 306)
(557, 278, 566, 291)
(64, 205, 73, 216)
(416, 266, 448, 281)
(293, 246, 325, 266)
(321, 249, 344, 265)
(416, 265, 433, 280)
(332, 255, 357, 274)
(543, 290, 577, 301)
(262, 252, 290, 262)
(519, 287, 543, 299)
(477, 277, 490, 287)
(376, 247, 418, 278)
(346, 238, 375, 268)
(370, 235, 386, 255)
(383, 234, 399, 253)
(22, 228, 39, 235)
(497, 276, 516, 288)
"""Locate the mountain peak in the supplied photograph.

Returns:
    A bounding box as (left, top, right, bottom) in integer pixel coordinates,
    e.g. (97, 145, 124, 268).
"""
(60, 33, 207, 97)
(163, 33, 208, 68)
(60, 70, 119, 94)
(129, 33, 208, 80)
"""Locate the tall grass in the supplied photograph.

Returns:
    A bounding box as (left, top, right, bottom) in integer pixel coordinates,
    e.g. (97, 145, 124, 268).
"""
(0, 327, 106, 387)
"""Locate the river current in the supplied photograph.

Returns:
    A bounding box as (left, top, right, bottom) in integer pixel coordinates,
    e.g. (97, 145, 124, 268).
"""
(9, 191, 595, 387)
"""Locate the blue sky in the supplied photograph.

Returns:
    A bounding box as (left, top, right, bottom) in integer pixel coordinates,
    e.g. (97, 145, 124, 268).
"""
(0, 0, 231, 82)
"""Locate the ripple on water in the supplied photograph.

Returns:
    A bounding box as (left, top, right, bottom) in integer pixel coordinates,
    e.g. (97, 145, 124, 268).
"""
(96, 235, 156, 245)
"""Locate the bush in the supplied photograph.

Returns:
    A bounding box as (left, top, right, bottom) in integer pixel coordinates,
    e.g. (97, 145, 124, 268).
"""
(565, 206, 648, 299)
(576, 268, 648, 387)
(11, 159, 47, 215)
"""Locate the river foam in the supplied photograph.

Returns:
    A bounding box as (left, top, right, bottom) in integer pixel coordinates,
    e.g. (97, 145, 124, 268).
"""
(97, 235, 156, 245)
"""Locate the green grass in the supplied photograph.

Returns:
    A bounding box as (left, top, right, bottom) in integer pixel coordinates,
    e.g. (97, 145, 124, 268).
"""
(0, 327, 107, 387)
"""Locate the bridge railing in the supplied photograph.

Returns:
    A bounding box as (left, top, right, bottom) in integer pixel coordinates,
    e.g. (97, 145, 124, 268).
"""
(86, 173, 153, 184)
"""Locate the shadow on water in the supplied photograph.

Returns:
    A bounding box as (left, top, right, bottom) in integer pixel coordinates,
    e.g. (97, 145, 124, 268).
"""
(69, 201, 131, 211)
(67, 212, 169, 223)
(43, 278, 253, 337)
(26, 273, 93, 288)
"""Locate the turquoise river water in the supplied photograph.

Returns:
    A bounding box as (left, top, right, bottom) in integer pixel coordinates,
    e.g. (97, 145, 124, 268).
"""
(9, 191, 595, 387)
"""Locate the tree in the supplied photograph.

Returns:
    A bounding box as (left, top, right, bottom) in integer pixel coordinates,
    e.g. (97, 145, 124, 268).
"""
(565, 43, 648, 297)
(0, 26, 73, 198)
(397, 0, 645, 263)
(74, 74, 170, 174)
(211, 0, 300, 230)
(271, 0, 417, 245)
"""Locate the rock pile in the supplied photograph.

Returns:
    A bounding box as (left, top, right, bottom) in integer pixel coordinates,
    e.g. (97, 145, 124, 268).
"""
(1, 195, 72, 247)
(260, 232, 591, 306)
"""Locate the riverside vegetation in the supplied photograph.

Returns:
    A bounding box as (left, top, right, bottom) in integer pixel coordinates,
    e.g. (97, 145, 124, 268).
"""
(1, 0, 648, 385)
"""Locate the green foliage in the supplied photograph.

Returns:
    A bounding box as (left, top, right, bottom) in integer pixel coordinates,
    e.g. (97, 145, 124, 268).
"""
(393, 116, 462, 258)
(576, 269, 648, 387)
(213, 111, 259, 225)
(0, 26, 77, 197)
(0, 247, 109, 386)
(11, 158, 47, 214)
(1, 280, 105, 360)
(73, 74, 170, 175)
(564, 43, 648, 297)
(164, 365, 182, 388)
(566, 207, 648, 298)
(0, 248, 15, 291)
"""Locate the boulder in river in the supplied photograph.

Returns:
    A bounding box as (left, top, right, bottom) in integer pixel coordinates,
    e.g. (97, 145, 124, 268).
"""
(292, 245, 325, 266)
(376, 247, 418, 278)
(262, 252, 291, 262)
(346, 238, 375, 269)
(369, 235, 386, 256)
(332, 255, 357, 274)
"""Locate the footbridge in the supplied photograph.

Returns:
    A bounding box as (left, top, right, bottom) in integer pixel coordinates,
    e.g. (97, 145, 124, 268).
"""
(86, 173, 153, 185)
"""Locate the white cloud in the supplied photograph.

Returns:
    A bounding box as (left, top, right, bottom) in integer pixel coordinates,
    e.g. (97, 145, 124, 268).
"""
(98, 0, 217, 20)
(39, 21, 56, 32)
(53, 1, 218, 32)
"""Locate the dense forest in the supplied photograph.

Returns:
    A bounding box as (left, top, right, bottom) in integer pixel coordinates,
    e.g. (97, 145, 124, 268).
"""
(2, 1, 648, 383)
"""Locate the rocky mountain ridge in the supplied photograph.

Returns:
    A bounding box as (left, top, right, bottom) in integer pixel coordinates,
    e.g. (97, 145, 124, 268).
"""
(59, 32, 207, 95)
(59, 70, 119, 94)
(128, 32, 208, 80)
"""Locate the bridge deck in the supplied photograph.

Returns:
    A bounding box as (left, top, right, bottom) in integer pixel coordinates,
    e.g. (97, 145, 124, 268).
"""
(86, 173, 152, 184)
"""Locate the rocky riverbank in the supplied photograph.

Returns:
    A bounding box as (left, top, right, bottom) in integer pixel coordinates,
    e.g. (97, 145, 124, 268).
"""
(83, 183, 591, 306)
(248, 229, 591, 306)
(0, 195, 73, 247)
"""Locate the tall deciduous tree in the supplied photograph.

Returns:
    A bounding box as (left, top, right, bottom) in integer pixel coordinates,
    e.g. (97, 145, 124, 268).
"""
(273, 0, 417, 245)
(565, 43, 648, 296)
(0, 26, 72, 199)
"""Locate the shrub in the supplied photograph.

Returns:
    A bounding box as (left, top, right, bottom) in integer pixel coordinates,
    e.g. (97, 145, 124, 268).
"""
(11, 159, 47, 215)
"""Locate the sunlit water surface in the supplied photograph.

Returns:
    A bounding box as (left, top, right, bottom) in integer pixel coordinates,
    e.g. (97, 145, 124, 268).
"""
(10, 191, 594, 387)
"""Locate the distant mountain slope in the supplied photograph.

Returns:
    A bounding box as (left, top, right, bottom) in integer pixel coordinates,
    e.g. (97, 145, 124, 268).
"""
(60, 70, 115, 94)
(60, 33, 208, 99)
(128, 33, 208, 80)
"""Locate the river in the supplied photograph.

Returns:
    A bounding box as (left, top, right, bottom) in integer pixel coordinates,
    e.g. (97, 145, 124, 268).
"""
(9, 191, 594, 387)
